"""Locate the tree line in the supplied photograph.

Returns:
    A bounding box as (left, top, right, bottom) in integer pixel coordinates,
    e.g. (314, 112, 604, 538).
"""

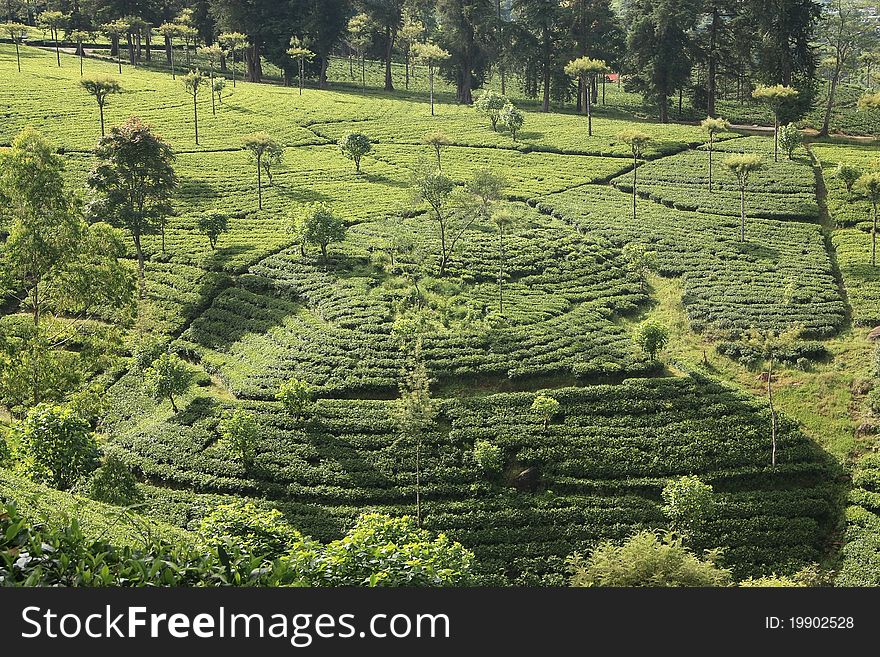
(3, 1, 879, 128)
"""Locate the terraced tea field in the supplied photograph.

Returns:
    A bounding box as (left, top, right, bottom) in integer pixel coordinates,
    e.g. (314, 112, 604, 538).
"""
(2, 42, 878, 585)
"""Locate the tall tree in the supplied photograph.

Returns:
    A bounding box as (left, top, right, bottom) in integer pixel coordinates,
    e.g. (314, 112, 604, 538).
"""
(515, 0, 564, 113)
(436, 0, 495, 104)
(359, 0, 404, 91)
(87, 117, 177, 298)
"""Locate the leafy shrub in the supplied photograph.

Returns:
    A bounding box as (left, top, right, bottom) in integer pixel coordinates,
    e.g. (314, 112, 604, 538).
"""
(200, 501, 312, 559)
(661, 475, 715, 539)
(634, 321, 669, 361)
(499, 102, 525, 141)
(530, 394, 560, 429)
(778, 123, 803, 160)
(217, 408, 259, 465)
(9, 404, 98, 490)
(473, 91, 508, 131)
(568, 531, 733, 587)
(144, 352, 192, 411)
(78, 453, 143, 506)
(276, 377, 314, 416)
(715, 340, 830, 366)
(337, 132, 372, 172)
(473, 440, 503, 476)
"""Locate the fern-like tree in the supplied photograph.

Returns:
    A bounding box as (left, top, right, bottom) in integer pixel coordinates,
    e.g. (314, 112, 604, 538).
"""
(241, 132, 279, 210)
(622, 242, 657, 293)
(218, 32, 247, 88)
(700, 116, 729, 192)
(338, 132, 372, 173)
(618, 130, 652, 223)
(80, 75, 121, 137)
(752, 84, 798, 162)
(88, 117, 177, 297)
(198, 44, 223, 115)
(564, 57, 607, 137)
(723, 153, 764, 242)
(38, 10, 68, 67)
(182, 69, 205, 145)
(145, 352, 191, 412)
(855, 171, 880, 266)
(3, 22, 28, 73)
(213, 77, 226, 105)
(287, 36, 314, 96)
(412, 42, 450, 116)
(423, 131, 451, 171)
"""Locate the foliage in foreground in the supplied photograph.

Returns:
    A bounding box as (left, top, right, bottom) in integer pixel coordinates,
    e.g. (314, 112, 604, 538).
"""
(0, 501, 475, 587)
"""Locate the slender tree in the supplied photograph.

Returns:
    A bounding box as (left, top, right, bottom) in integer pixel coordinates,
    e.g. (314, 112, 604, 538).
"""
(855, 172, 880, 266)
(102, 20, 128, 75)
(199, 44, 223, 115)
(158, 23, 181, 80)
(412, 42, 451, 116)
(241, 132, 280, 210)
(219, 32, 247, 88)
(68, 29, 91, 76)
(287, 37, 314, 96)
(752, 85, 799, 162)
(618, 130, 652, 223)
(723, 154, 764, 242)
(701, 116, 730, 193)
(3, 22, 28, 73)
(492, 209, 513, 314)
(565, 57, 608, 137)
(182, 69, 205, 145)
(423, 131, 452, 170)
(347, 13, 372, 92)
(398, 14, 424, 90)
(80, 75, 121, 137)
(38, 10, 68, 67)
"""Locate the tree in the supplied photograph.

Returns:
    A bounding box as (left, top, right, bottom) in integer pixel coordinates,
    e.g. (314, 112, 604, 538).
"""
(290, 203, 347, 263)
(360, 0, 405, 92)
(634, 320, 669, 361)
(436, 0, 495, 104)
(197, 212, 229, 250)
(80, 75, 121, 137)
(393, 344, 438, 527)
(144, 352, 191, 412)
(276, 377, 315, 417)
(701, 116, 729, 193)
(565, 57, 607, 136)
(625, 0, 698, 123)
(752, 85, 799, 162)
(515, 0, 565, 113)
(88, 117, 177, 297)
(568, 530, 732, 587)
(260, 141, 283, 187)
(287, 513, 475, 586)
(218, 408, 259, 465)
(9, 403, 98, 490)
(473, 90, 508, 131)
(80, 453, 142, 506)
(347, 13, 373, 91)
(157, 23, 182, 80)
(213, 77, 226, 105)
(241, 132, 280, 210)
(398, 13, 424, 90)
(182, 69, 205, 145)
(199, 44, 224, 115)
(102, 20, 128, 75)
(68, 29, 91, 76)
(38, 10, 68, 68)
(473, 439, 503, 475)
(778, 123, 803, 160)
(723, 153, 764, 242)
(338, 132, 373, 173)
(2, 22, 28, 73)
(499, 102, 524, 141)
(409, 163, 456, 277)
(661, 476, 716, 540)
(531, 394, 560, 430)
(412, 41, 451, 115)
(423, 130, 452, 170)
(492, 209, 513, 314)
(287, 37, 314, 95)
(622, 242, 657, 292)
(835, 162, 861, 200)
(618, 130, 652, 222)
(817, 0, 872, 137)
(855, 172, 880, 266)
(218, 32, 247, 88)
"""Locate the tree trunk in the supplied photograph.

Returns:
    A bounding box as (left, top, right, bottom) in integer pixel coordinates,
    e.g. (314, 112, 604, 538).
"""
(99, 103, 105, 136)
(170, 395, 178, 412)
(586, 75, 592, 137)
(498, 225, 504, 313)
(169, 39, 175, 80)
(632, 154, 638, 222)
(210, 70, 216, 114)
(256, 156, 262, 209)
(246, 42, 262, 83)
(659, 94, 669, 123)
(384, 25, 395, 91)
(193, 91, 199, 144)
(708, 141, 713, 192)
(405, 49, 409, 89)
(126, 32, 135, 65)
(54, 29, 60, 66)
(576, 77, 583, 113)
(320, 55, 329, 88)
(430, 66, 435, 116)
(873, 202, 877, 266)
(134, 234, 145, 298)
(145, 29, 151, 62)
(767, 358, 776, 467)
(740, 187, 746, 242)
(820, 69, 840, 137)
(541, 40, 550, 113)
(164, 35, 172, 63)
(773, 113, 779, 162)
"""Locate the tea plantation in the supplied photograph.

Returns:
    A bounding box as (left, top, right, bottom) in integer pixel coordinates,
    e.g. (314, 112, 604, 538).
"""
(1, 42, 879, 586)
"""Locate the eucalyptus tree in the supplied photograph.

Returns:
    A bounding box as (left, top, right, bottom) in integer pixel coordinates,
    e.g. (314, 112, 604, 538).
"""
(618, 130, 652, 223)
(398, 14, 424, 90)
(423, 131, 452, 170)
(241, 132, 281, 210)
(198, 44, 223, 115)
(347, 13, 372, 92)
